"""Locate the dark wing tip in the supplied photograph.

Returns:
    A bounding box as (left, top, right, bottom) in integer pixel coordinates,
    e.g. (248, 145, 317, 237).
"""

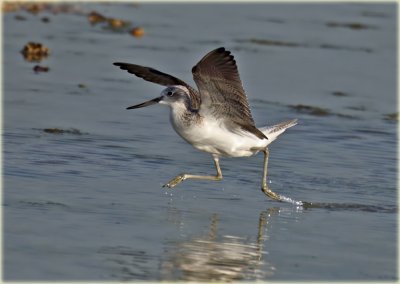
(215, 47, 232, 60)
(244, 124, 268, 140)
(113, 62, 129, 70)
(113, 62, 197, 96)
(193, 46, 238, 79)
(192, 47, 233, 75)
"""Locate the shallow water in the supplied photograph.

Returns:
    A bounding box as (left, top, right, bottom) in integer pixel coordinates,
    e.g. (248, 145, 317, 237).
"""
(3, 2, 397, 281)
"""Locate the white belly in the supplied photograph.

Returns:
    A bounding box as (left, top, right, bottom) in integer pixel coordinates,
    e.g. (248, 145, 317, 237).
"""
(171, 115, 268, 157)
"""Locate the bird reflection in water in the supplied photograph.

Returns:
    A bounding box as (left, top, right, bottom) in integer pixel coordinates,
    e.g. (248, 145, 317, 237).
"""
(160, 208, 280, 281)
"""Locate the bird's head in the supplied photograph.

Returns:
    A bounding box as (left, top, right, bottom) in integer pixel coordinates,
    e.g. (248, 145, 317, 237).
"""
(126, 86, 191, 110)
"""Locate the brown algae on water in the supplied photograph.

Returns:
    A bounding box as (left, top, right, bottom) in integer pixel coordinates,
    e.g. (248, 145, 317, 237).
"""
(130, 26, 145, 37)
(21, 42, 50, 62)
(43, 128, 85, 135)
(2, 2, 85, 14)
(289, 104, 331, 116)
(33, 65, 49, 73)
(106, 18, 131, 30)
(331, 91, 350, 97)
(384, 112, 399, 122)
(326, 21, 377, 30)
(246, 38, 301, 47)
(87, 11, 133, 33)
(88, 11, 108, 25)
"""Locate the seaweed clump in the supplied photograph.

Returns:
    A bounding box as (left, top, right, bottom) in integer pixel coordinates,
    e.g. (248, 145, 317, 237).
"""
(289, 104, 331, 116)
(384, 112, 399, 122)
(43, 128, 85, 135)
(87, 10, 144, 36)
(21, 42, 50, 62)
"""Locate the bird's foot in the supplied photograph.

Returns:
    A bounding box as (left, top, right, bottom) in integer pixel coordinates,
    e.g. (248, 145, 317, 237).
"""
(163, 174, 186, 188)
(261, 186, 282, 202)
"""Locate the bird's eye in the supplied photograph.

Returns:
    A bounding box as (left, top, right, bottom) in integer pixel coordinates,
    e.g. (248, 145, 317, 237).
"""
(167, 91, 173, 96)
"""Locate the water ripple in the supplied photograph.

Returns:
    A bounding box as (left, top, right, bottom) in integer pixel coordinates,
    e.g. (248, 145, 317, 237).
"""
(302, 202, 397, 213)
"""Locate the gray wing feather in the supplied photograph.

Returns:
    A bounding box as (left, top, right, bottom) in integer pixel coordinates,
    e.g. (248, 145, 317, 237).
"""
(113, 62, 201, 110)
(192, 47, 266, 139)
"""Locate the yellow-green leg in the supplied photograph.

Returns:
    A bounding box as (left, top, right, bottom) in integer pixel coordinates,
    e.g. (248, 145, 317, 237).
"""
(163, 155, 223, 188)
(261, 148, 282, 201)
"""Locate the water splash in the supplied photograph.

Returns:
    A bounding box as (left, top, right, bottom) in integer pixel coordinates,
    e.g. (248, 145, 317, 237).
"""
(276, 195, 397, 213)
(278, 194, 304, 206)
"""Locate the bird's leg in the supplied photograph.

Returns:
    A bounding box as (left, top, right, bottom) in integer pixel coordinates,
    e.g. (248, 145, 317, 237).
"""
(261, 148, 282, 201)
(163, 155, 223, 188)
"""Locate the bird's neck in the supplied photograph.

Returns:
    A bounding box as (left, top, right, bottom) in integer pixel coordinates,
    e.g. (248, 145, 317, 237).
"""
(169, 101, 200, 128)
(183, 96, 197, 113)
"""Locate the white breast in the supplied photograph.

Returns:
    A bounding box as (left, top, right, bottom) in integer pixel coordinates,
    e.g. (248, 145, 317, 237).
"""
(170, 112, 268, 157)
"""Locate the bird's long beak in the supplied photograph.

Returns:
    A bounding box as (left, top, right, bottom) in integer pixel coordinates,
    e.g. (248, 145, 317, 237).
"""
(126, 96, 162, 110)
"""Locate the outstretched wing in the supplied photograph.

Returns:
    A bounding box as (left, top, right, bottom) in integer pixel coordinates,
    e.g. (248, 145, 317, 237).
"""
(113, 63, 201, 110)
(192, 47, 266, 140)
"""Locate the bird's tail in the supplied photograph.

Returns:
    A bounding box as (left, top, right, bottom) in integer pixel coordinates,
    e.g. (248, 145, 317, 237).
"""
(260, 119, 298, 143)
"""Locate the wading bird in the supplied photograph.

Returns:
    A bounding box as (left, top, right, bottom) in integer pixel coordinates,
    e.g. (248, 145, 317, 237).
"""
(114, 47, 297, 201)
